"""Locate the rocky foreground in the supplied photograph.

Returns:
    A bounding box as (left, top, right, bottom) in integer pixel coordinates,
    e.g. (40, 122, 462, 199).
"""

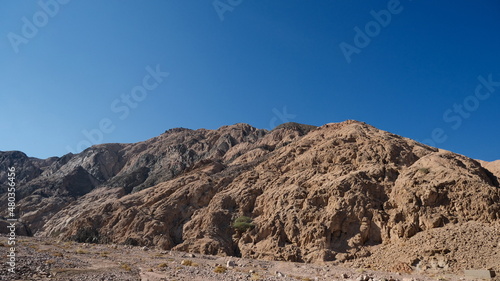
(1, 235, 494, 281)
(1, 120, 499, 277)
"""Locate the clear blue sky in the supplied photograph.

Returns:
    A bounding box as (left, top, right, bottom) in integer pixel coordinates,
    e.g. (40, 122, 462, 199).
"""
(1, 1, 499, 161)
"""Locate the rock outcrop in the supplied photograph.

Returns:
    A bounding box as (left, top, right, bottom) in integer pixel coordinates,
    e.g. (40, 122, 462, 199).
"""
(1, 120, 499, 273)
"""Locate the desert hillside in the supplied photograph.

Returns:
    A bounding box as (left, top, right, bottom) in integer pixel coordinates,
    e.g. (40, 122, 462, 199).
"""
(1, 120, 499, 274)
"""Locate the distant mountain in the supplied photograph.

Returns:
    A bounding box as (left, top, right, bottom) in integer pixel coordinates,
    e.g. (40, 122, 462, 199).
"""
(1, 120, 499, 272)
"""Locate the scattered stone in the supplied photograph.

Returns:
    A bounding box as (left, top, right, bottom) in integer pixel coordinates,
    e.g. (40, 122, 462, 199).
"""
(142, 246, 149, 251)
(391, 262, 413, 274)
(227, 260, 236, 267)
(464, 269, 495, 279)
(356, 275, 370, 281)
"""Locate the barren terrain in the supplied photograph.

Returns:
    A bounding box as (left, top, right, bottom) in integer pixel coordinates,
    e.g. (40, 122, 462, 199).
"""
(2, 235, 493, 281)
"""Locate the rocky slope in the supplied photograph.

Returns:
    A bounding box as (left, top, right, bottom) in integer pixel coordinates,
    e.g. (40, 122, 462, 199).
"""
(1, 120, 499, 273)
(0, 123, 281, 232)
(478, 159, 500, 180)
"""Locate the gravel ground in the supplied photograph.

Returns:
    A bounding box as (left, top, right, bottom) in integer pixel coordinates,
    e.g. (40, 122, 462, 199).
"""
(0, 235, 489, 281)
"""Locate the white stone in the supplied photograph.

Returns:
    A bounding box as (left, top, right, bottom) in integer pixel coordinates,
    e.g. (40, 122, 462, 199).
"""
(464, 270, 495, 279)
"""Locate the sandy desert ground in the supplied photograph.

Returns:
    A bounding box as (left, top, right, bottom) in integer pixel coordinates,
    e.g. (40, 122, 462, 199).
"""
(1, 235, 496, 281)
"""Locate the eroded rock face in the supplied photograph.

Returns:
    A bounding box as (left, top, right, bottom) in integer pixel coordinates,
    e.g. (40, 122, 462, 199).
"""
(0, 123, 280, 233)
(1, 121, 499, 270)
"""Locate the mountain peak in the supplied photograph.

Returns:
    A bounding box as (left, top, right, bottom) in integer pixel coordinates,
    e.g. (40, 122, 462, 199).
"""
(273, 122, 317, 135)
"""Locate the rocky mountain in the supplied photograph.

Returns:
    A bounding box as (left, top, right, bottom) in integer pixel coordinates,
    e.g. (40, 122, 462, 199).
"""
(1, 120, 499, 273)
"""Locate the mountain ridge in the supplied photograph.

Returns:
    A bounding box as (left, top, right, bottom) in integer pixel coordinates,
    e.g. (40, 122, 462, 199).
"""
(1, 120, 499, 272)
